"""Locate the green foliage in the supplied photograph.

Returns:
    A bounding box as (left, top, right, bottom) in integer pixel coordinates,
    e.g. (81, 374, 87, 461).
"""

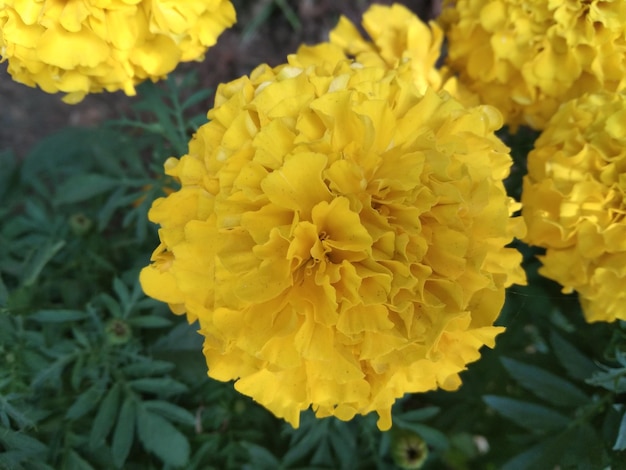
(238, 0, 301, 40)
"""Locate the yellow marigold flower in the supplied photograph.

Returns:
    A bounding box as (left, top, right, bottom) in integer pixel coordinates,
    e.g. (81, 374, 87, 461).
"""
(522, 91, 626, 323)
(0, 0, 236, 103)
(140, 49, 526, 431)
(310, 3, 476, 105)
(440, 0, 626, 130)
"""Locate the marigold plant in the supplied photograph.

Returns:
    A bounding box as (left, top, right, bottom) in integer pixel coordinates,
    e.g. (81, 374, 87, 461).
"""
(522, 91, 626, 323)
(440, 0, 626, 130)
(140, 46, 526, 430)
(0, 0, 236, 103)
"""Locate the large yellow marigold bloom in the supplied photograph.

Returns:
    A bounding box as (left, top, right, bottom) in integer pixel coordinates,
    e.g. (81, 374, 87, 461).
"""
(0, 0, 236, 103)
(440, 0, 626, 130)
(140, 48, 526, 431)
(522, 91, 626, 323)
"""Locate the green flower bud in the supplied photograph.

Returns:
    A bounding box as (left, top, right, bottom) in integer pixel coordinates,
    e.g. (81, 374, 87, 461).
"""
(391, 428, 428, 470)
(69, 213, 93, 236)
(105, 319, 132, 345)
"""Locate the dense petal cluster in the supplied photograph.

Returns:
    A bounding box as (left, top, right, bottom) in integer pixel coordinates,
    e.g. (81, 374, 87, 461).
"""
(522, 91, 626, 323)
(440, 0, 626, 130)
(140, 48, 526, 430)
(0, 0, 236, 103)
(322, 3, 475, 104)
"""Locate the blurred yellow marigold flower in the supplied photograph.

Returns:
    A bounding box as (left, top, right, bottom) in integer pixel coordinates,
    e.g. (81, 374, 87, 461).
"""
(312, 3, 476, 105)
(440, 0, 626, 130)
(0, 0, 236, 103)
(522, 91, 626, 323)
(140, 48, 526, 431)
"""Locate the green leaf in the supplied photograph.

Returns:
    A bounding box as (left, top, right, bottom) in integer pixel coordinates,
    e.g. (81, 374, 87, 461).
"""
(0, 150, 17, 202)
(29, 309, 87, 323)
(129, 377, 187, 396)
(136, 406, 190, 467)
(111, 396, 135, 468)
(549, 332, 599, 381)
(0, 425, 47, 454)
(143, 400, 195, 426)
(0, 273, 8, 307)
(283, 419, 329, 465)
(66, 449, 96, 470)
(127, 315, 172, 328)
(1, 399, 35, 429)
(613, 411, 626, 451)
(90, 383, 122, 449)
(501, 357, 588, 407)
(21, 240, 66, 286)
(54, 174, 122, 205)
(66, 384, 103, 420)
(565, 424, 607, 468)
(394, 406, 440, 423)
(241, 442, 281, 468)
(392, 421, 449, 451)
(328, 421, 357, 470)
(502, 432, 568, 470)
(121, 360, 175, 378)
(586, 367, 626, 393)
(32, 354, 74, 388)
(112, 278, 131, 310)
(483, 396, 570, 433)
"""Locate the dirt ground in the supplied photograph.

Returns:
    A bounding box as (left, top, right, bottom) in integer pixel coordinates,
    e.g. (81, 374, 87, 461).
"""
(0, 0, 442, 159)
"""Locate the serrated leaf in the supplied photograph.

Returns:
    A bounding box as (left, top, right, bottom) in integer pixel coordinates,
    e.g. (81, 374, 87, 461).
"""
(66, 384, 102, 420)
(54, 174, 121, 205)
(136, 406, 190, 467)
(29, 309, 87, 323)
(483, 396, 570, 433)
(501, 357, 588, 407)
(111, 396, 135, 468)
(549, 332, 599, 381)
(90, 383, 121, 449)
(129, 377, 187, 396)
(143, 400, 195, 426)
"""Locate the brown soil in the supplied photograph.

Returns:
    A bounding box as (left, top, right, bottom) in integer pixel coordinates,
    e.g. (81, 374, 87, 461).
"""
(0, 0, 442, 159)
